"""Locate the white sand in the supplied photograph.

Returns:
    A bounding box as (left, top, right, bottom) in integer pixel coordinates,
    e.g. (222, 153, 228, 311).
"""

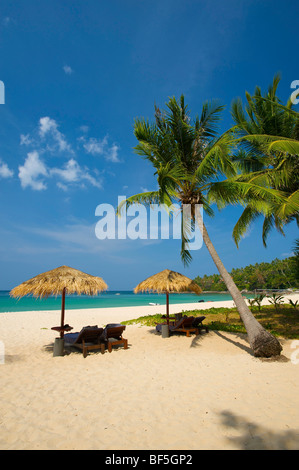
(0, 294, 299, 450)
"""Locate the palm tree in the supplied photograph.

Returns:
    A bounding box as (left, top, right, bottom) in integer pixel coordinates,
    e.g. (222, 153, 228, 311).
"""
(231, 74, 299, 246)
(118, 95, 282, 357)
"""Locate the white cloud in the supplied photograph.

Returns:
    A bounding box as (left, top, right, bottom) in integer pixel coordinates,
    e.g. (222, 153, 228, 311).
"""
(82, 136, 108, 155)
(17, 118, 120, 191)
(108, 143, 120, 162)
(0, 160, 13, 178)
(63, 65, 73, 75)
(51, 158, 102, 189)
(39, 116, 57, 137)
(39, 117, 72, 153)
(18, 153, 102, 191)
(20, 134, 32, 146)
(20, 118, 120, 165)
(56, 181, 68, 191)
(18, 151, 48, 190)
(81, 135, 120, 162)
(51, 158, 80, 183)
(82, 171, 103, 189)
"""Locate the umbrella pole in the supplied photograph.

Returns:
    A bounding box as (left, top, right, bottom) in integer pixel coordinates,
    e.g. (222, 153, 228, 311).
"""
(166, 291, 169, 326)
(60, 287, 66, 338)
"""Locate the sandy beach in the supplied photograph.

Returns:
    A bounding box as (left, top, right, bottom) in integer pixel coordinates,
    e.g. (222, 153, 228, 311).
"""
(0, 295, 299, 450)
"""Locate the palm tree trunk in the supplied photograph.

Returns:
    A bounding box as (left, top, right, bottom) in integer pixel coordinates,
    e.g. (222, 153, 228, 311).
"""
(196, 212, 282, 357)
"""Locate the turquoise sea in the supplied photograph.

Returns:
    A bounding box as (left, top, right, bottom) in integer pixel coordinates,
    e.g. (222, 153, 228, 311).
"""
(0, 290, 245, 313)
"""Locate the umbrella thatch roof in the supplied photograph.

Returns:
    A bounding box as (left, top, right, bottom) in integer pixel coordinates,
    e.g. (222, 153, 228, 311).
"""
(10, 265, 108, 298)
(134, 269, 202, 295)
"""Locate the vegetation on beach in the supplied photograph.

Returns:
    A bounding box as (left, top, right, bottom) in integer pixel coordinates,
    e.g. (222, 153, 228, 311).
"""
(122, 302, 299, 340)
(193, 256, 298, 292)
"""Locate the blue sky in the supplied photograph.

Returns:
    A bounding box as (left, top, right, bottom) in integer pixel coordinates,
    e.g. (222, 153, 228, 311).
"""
(0, 0, 298, 290)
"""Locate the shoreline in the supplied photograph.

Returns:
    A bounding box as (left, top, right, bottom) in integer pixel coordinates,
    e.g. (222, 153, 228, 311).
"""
(1, 289, 298, 315)
(1, 292, 299, 323)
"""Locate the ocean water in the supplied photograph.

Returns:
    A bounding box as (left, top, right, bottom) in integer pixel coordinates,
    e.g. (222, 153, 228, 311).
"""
(0, 290, 241, 313)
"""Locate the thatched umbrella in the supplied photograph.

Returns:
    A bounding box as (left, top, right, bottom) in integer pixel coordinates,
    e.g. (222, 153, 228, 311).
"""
(10, 265, 108, 338)
(134, 269, 202, 326)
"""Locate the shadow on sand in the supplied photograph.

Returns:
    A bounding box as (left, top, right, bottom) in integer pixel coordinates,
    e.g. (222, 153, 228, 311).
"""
(207, 330, 289, 361)
(211, 330, 254, 355)
(147, 326, 209, 348)
(219, 410, 299, 450)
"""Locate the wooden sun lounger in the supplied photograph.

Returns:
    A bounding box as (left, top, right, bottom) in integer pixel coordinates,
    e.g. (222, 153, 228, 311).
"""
(156, 316, 199, 336)
(156, 315, 209, 337)
(101, 324, 128, 353)
(192, 316, 209, 333)
(64, 326, 105, 358)
(169, 316, 198, 336)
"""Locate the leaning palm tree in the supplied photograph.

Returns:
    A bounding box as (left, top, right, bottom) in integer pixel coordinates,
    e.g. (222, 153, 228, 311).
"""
(118, 95, 283, 357)
(293, 238, 299, 281)
(231, 74, 299, 246)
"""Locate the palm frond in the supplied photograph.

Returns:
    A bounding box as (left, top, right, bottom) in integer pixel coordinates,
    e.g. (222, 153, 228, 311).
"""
(208, 178, 287, 211)
(195, 130, 236, 183)
(235, 134, 299, 157)
(261, 214, 285, 247)
(275, 190, 299, 220)
(199, 100, 225, 140)
(232, 206, 261, 247)
(267, 139, 299, 155)
(117, 191, 162, 216)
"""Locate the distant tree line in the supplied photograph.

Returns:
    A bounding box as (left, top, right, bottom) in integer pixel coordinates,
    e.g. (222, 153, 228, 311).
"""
(194, 256, 299, 291)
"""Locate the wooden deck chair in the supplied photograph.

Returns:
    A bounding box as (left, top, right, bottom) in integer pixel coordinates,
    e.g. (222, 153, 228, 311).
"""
(156, 316, 199, 337)
(101, 324, 128, 353)
(169, 316, 198, 336)
(64, 326, 105, 358)
(192, 316, 209, 333)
